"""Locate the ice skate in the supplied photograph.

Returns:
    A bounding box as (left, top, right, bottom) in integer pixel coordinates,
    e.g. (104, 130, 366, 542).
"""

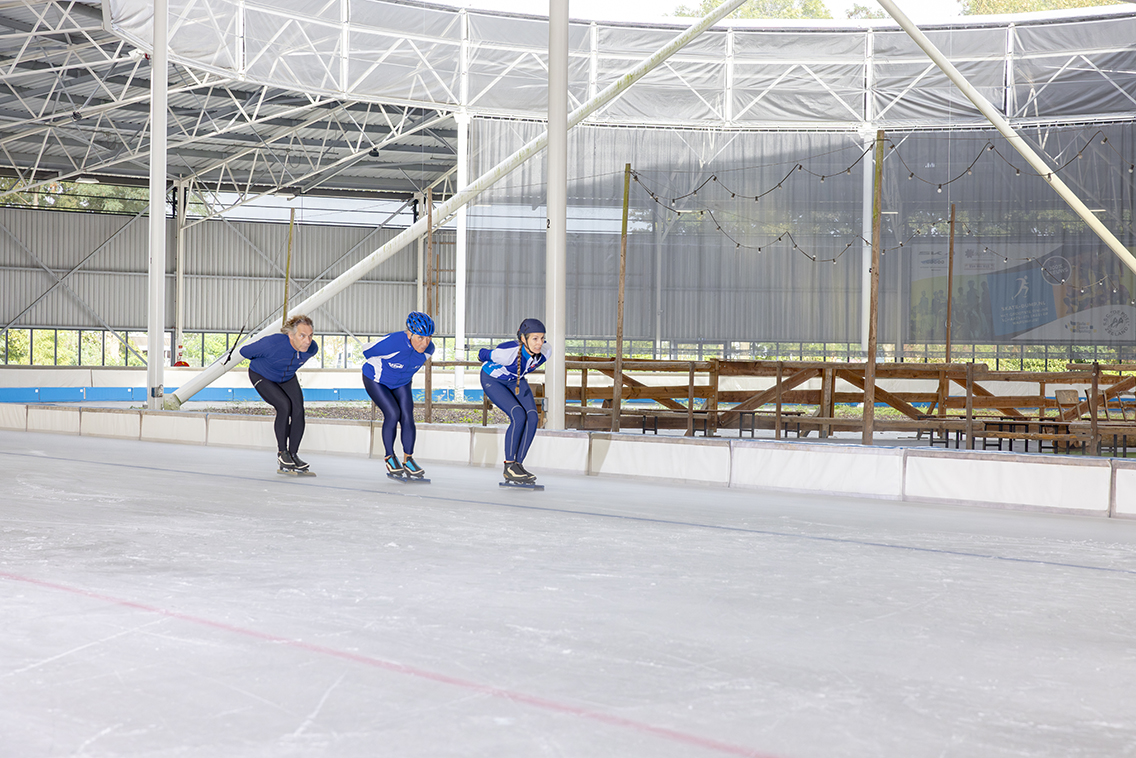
(289, 453, 316, 476)
(501, 462, 543, 491)
(514, 462, 537, 483)
(277, 450, 297, 475)
(390, 454, 430, 484)
(385, 454, 405, 480)
(403, 455, 426, 478)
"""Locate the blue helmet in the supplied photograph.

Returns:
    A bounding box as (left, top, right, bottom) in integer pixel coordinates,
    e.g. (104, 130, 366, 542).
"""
(517, 318, 545, 339)
(406, 311, 435, 337)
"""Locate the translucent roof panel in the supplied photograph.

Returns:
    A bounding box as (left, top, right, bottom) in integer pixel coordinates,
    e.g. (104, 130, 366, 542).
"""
(108, 0, 1136, 129)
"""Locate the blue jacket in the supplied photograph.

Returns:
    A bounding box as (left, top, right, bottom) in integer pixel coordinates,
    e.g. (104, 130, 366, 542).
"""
(479, 340, 546, 384)
(362, 331, 434, 389)
(239, 332, 319, 383)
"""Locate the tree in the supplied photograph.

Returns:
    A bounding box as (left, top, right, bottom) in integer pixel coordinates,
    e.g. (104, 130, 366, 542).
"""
(845, 3, 887, 19)
(674, 0, 832, 20)
(960, 0, 1118, 14)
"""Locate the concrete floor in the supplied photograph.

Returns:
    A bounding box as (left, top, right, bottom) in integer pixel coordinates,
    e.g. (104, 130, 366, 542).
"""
(4, 430, 1136, 757)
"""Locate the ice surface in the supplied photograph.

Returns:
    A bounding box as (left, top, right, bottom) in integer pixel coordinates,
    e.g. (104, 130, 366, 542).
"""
(4, 430, 1136, 757)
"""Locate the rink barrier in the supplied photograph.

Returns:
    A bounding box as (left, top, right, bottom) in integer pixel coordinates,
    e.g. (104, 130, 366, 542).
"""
(731, 440, 905, 499)
(27, 405, 80, 435)
(1112, 460, 1136, 519)
(2, 403, 1133, 517)
(903, 449, 1111, 515)
(589, 433, 732, 486)
(80, 407, 142, 440)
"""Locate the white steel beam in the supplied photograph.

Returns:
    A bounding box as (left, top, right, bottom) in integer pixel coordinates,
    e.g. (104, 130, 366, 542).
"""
(876, 0, 1136, 275)
(167, 0, 749, 408)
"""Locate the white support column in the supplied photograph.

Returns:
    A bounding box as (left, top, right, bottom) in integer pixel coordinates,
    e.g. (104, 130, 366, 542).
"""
(861, 134, 874, 354)
(414, 191, 424, 312)
(454, 112, 470, 402)
(876, 0, 1136, 276)
(860, 27, 874, 354)
(147, 0, 168, 409)
(546, 0, 569, 430)
(174, 180, 187, 365)
(654, 208, 664, 358)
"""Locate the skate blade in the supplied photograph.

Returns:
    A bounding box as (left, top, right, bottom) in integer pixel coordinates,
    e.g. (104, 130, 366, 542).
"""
(388, 472, 430, 484)
(279, 468, 316, 477)
(499, 481, 543, 491)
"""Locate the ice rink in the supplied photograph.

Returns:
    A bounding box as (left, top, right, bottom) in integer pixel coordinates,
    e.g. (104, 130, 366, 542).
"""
(4, 430, 1136, 757)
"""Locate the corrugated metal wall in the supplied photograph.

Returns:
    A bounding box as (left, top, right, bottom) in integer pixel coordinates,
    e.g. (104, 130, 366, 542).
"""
(0, 206, 450, 336)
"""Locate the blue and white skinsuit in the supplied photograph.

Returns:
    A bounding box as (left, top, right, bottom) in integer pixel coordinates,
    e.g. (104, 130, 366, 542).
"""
(361, 331, 434, 458)
(478, 341, 547, 464)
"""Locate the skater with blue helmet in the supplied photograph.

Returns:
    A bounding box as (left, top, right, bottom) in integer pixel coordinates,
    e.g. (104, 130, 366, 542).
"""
(362, 311, 436, 479)
(239, 314, 320, 475)
(479, 318, 546, 484)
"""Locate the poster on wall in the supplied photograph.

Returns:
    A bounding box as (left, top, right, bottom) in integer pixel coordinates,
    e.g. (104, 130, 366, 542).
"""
(908, 239, 1136, 344)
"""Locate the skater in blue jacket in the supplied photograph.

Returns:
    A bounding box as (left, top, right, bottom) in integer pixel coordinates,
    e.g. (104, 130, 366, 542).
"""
(479, 318, 546, 484)
(239, 314, 319, 474)
(362, 312, 435, 479)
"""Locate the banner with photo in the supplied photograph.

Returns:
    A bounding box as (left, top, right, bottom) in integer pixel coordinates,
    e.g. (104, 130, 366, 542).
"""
(908, 239, 1136, 344)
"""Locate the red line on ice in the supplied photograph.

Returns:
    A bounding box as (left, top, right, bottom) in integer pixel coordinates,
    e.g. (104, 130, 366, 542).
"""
(3, 571, 783, 758)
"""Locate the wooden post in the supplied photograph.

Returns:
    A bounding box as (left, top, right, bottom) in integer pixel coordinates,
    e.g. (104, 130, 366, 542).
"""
(1091, 361, 1100, 455)
(424, 357, 433, 423)
(685, 361, 695, 437)
(945, 203, 955, 362)
(775, 360, 783, 440)
(935, 368, 948, 445)
(821, 367, 835, 438)
(580, 366, 589, 418)
(965, 361, 975, 450)
(708, 358, 720, 436)
(612, 163, 631, 432)
(862, 129, 885, 446)
(281, 207, 295, 326)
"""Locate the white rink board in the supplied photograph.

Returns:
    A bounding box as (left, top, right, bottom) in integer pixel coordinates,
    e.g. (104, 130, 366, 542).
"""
(732, 442, 904, 499)
(0, 368, 91, 387)
(905, 452, 1110, 513)
(523, 432, 589, 475)
(1114, 464, 1136, 518)
(206, 415, 274, 450)
(80, 409, 140, 440)
(298, 420, 370, 456)
(89, 369, 144, 388)
(470, 427, 505, 468)
(141, 413, 207, 446)
(411, 426, 475, 464)
(0, 403, 26, 430)
(590, 436, 730, 485)
(27, 406, 80, 435)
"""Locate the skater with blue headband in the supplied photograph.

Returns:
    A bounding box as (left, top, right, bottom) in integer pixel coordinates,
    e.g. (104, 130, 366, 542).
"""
(479, 318, 546, 485)
(362, 311, 436, 480)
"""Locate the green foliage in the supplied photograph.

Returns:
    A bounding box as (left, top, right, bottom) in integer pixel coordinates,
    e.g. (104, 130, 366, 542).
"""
(80, 331, 103, 365)
(0, 178, 151, 214)
(5, 329, 29, 364)
(960, 0, 1118, 13)
(845, 2, 887, 18)
(0, 178, 210, 217)
(674, 0, 832, 20)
